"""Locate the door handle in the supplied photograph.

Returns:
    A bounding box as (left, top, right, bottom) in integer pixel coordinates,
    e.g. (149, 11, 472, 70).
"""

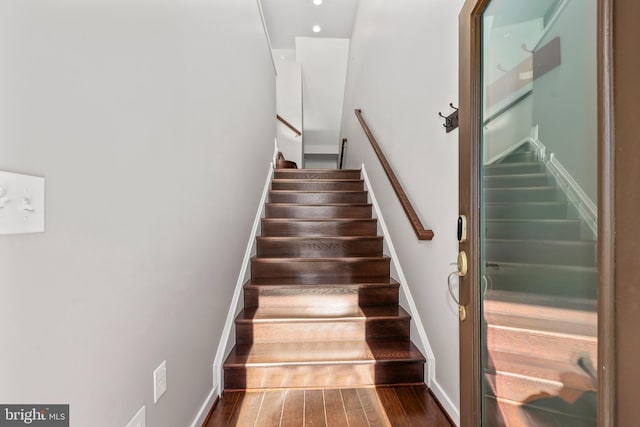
(448, 271, 467, 322)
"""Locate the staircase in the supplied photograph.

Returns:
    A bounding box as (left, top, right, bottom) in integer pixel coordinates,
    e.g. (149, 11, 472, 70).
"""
(223, 168, 426, 390)
(482, 144, 597, 426)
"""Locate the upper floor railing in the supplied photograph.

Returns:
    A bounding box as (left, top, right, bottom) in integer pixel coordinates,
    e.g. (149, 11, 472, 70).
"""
(276, 114, 302, 137)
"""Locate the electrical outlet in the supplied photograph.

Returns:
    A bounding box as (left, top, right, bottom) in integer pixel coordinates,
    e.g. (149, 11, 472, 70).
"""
(125, 406, 145, 427)
(153, 360, 167, 403)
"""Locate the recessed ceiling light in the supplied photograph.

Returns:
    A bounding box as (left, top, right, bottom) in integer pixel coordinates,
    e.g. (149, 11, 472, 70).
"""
(313, 0, 323, 5)
(312, 25, 321, 33)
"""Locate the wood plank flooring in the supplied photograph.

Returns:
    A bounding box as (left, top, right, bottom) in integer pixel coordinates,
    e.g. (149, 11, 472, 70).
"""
(205, 386, 453, 427)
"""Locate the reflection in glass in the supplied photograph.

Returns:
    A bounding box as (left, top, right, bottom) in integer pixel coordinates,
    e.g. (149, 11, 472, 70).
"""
(480, 0, 598, 425)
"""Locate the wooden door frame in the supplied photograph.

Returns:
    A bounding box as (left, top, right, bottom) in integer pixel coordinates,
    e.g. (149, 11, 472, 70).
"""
(457, 0, 640, 425)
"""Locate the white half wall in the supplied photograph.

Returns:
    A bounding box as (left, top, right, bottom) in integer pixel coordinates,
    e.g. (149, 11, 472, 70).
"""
(340, 0, 465, 421)
(0, 1, 275, 426)
(274, 49, 304, 167)
(295, 37, 350, 157)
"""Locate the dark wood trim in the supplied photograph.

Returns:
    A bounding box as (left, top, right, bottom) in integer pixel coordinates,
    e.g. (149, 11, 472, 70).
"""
(609, 0, 640, 425)
(460, 0, 619, 426)
(354, 109, 434, 241)
(276, 114, 302, 137)
(598, 0, 615, 425)
(458, 1, 488, 425)
(428, 388, 458, 427)
(200, 395, 220, 427)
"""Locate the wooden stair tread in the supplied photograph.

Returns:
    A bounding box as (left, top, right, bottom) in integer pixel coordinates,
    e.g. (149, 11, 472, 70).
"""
(262, 218, 376, 222)
(486, 313, 596, 338)
(486, 290, 597, 313)
(275, 168, 361, 172)
(485, 201, 571, 207)
(485, 172, 551, 179)
(485, 161, 542, 169)
(486, 350, 596, 390)
(486, 237, 596, 245)
(256, 236, 383, 241)
(252, 256, 391, 262)
(243, 279, 400, 288)
(266, 202, 372, 207)
(272, 178, 363, 182)
(237, 306, 410, 322)
(484, 261, 597, 273)
(224, 340, 425, 367)
(269, 190, 367, 194)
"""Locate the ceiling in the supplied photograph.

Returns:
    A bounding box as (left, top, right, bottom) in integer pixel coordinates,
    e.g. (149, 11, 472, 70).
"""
(261, 0, 360, 50)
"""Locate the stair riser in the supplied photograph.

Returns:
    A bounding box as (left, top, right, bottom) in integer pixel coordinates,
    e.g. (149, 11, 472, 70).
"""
(261, 219, 378, 237)
(256, 238, 383, 258)
(498, 152, 539, 163)
(485, 203, 577, 219)
(484, 298, 596, 325)
(224, 362, 424, 390)
(486, 220, 582, 240)
(274, 170, 361, 179)
(484, 188, 562, 203)
(485, 372, 595, 405)
(486, 267, 597, 299)
(484, 163, 545, 176)
(484, 396, 596, 427)
(269, 191, 368, 204)
(251, 259, 391, 284)
(244, 285, 399, 309)
(486, 352, 596, 387)
(272, 181, 365, 191)
(487, 327, 597, 363)
(266, 204, 373, 219)
(486, 240, 596, 267)
(236, 319, 410, 344)
(484, 175, 554, 188)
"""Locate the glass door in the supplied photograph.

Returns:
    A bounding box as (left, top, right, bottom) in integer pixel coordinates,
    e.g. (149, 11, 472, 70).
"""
(479, 0, 598, 425)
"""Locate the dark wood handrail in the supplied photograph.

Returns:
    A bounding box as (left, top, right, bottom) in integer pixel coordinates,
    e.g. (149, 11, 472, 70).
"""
(277, 114, 302, 137)
(354, 109, 434, 240)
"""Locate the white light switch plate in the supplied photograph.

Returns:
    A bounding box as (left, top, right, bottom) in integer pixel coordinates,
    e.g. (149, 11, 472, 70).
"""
(125, 406, 145, 427)
(0, 171, 45, 235)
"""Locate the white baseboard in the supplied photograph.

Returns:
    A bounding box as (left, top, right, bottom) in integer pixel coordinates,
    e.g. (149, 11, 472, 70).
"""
(188, 387, 217, 427)
(361, 164, 436, 385)
(273, 138, 279, 166)
(547, 153, 597, 237)
(430, 380, 460, 427)
(211, 163, 275, 395)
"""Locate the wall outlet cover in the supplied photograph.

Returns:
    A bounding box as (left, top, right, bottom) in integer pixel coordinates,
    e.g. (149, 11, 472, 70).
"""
(125, 406, 145, 427)
(153, 360, 167, 403)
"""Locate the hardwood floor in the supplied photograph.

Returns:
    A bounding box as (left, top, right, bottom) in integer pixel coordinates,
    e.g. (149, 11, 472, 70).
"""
(204, 386, 453, 427)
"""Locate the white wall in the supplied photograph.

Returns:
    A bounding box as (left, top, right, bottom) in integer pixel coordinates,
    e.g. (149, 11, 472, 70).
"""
(532, 0, 598, 202)
(340, 0, 464, 420)
(0, 1, 275, 426)
(296, 37, 350, 157)
(274, 49, 304, 167)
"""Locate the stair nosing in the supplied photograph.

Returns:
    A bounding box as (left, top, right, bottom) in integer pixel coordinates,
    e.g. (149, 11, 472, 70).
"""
(236, 307, 411, 324)
(484, 260, 597, 272)
(252, 256, 390, 262)
(266, 202, 372, 207)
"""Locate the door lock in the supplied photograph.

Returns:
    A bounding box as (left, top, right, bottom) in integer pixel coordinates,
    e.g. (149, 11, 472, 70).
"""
(457, 251, 468, 276)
